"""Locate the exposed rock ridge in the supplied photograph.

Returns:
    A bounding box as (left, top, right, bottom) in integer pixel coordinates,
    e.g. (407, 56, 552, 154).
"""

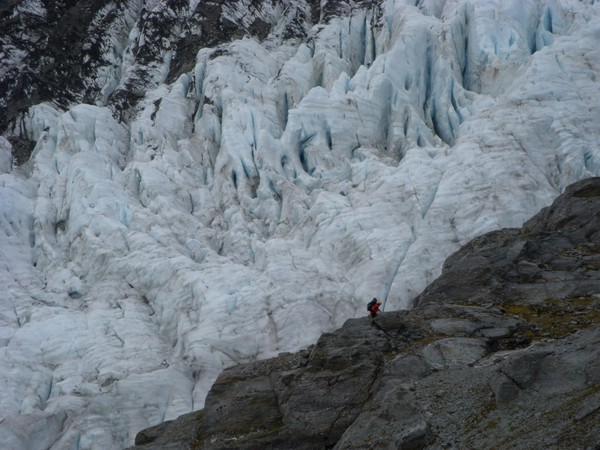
(128, 177, 600, 449)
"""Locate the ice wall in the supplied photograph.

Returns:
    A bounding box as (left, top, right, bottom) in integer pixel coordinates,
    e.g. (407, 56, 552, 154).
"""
(1, 0, 600, 448)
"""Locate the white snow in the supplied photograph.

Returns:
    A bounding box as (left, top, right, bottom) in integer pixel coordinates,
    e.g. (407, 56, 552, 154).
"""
(2, 0, 600, 448)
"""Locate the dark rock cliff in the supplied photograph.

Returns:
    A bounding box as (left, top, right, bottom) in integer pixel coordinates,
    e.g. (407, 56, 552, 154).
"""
(127, 177, 600, 449)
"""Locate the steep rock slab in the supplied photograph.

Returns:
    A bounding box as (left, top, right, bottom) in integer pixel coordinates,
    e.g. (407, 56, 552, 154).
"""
(416, 176, 600, 309)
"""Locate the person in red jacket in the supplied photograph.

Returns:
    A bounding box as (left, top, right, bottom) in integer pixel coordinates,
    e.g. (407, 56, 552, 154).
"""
(367, 298, 382, 318)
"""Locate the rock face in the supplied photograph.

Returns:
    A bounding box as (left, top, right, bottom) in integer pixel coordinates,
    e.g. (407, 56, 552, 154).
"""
(128, 177, 600, 449)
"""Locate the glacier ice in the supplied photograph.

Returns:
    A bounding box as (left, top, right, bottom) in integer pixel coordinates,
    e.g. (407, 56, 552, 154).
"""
(1, 0, 600, 448)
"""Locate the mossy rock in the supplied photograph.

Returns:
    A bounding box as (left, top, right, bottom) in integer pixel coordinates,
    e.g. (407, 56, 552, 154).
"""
(503, 296, 600, 339)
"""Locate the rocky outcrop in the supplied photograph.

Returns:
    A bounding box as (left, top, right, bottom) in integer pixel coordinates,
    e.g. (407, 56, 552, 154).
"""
(127, 177, 600, 449)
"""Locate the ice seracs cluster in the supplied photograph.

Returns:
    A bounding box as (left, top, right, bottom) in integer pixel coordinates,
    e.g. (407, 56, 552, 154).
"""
(1, 0, 600, 448)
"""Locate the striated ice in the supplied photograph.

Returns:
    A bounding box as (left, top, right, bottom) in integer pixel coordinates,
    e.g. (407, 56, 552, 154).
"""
(1, 0, 600, 448)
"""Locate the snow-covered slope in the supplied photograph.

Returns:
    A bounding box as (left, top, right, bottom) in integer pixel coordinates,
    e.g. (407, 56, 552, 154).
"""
(1, 0, 600, 448)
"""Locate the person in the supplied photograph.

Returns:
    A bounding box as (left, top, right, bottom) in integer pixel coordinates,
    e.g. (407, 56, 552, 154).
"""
(367, 298, 382, 318)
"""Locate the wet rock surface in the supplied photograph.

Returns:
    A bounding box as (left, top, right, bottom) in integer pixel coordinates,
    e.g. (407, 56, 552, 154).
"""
(128, 177, 600, 449)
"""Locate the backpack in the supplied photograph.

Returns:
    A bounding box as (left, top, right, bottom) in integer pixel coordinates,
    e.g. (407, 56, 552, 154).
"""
(367, 298, 377, 312)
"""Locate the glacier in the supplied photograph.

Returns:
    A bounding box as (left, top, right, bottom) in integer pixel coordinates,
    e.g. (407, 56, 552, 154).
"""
(1, 0, 600, 448)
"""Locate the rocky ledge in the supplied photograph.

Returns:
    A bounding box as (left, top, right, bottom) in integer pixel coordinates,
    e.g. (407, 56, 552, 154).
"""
(128, 177, 600, 449)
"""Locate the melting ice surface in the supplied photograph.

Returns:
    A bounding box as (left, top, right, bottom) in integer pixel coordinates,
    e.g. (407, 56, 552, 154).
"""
(2, 0, 600, 448)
